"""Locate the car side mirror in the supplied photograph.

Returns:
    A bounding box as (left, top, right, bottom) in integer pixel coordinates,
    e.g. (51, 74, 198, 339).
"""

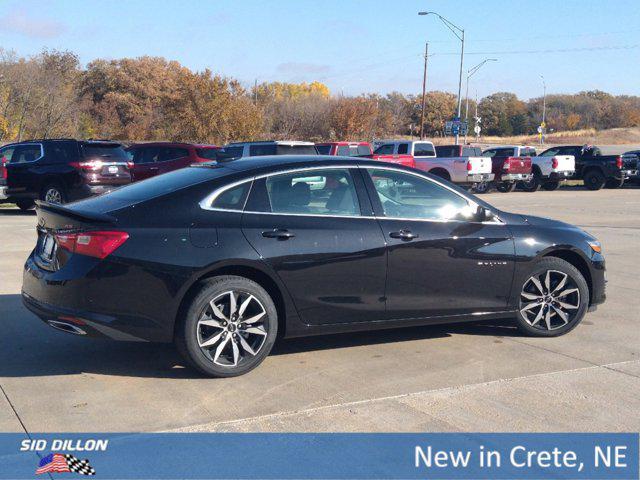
(475, 205, 487, 222)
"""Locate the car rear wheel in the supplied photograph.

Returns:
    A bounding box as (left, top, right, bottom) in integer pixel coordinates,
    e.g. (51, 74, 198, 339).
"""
(496, 182, 517, 193)
(472, 181, 491, 194)
(583, 170, 605, 190)
(605, 178, 624, 189)
(520, 171, 542, 192)
(542, 181, 561, 191)
(16, 199, 35, 211)
(514, 258, 589, 337)
(41, 183, 67, 204)
(176, 276, 278, 377)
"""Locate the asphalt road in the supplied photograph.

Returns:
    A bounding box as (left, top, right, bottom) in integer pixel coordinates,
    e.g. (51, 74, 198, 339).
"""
(1, 185, 639, 433)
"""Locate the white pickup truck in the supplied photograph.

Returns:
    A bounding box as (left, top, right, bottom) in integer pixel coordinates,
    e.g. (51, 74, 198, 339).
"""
(371, 141, 494, 186)
(510, 145, 575, 192)
(426, 144, 494, 186)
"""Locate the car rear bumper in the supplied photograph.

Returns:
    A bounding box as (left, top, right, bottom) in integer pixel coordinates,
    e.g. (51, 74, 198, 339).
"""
(548, 171, 574, 181)
(0, 185, 7, 200)
(500, 173, 532, 182)
(22, 253, 175, 343)
(466, 173, 495, 183)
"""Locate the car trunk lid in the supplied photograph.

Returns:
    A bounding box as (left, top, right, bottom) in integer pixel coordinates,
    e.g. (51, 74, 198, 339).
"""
(466, 156, 492, 175)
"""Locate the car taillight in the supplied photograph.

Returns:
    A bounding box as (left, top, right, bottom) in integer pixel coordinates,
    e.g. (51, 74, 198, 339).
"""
(503, 158, 512, 171)
(70, 160, 104, 171)
(0, 163, 6, 179)
(552, 157, 558, 169)
(466, 161, 472, 171)
(616, 156, 623, 169)
(55, 231, 129, 259)
(126, 161, 134, 169)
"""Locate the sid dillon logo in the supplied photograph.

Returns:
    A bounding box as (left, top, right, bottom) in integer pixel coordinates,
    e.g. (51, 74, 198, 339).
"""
(21, 438, 107, 476)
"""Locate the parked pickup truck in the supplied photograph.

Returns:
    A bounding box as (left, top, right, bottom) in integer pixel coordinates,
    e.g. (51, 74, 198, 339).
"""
(501, 145, 576, 192)
(539, 145, 638, 190)
(624, 150, 640, 184)
(421, 144, 495, 186)
(371, 140, 435, 169)
(481, 146, 533, 193)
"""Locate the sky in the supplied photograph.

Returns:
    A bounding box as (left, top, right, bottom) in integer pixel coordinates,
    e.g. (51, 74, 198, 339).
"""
(0, 0, 639, 100)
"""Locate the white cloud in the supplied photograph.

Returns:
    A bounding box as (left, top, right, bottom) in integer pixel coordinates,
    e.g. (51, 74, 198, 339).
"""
(0, 9, 66, 39)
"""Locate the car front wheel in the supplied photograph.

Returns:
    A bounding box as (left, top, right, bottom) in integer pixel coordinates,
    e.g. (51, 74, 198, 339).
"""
(515, 258, 589, 337)
(176, 276, 278, 377)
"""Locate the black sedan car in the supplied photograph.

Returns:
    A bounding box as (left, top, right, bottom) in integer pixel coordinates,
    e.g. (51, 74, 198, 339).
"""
(22, 156, 606, 377)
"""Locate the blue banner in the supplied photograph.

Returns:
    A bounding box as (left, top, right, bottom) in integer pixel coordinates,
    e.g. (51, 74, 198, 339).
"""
(1, 433, 637, 479)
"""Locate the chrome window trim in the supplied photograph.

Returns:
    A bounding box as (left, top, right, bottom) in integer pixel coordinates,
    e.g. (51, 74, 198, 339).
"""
(363, 165, 505, 225)
(6, 143, 44, 164)
(199, 178, 255, 212)
(199, 163, 504, 225)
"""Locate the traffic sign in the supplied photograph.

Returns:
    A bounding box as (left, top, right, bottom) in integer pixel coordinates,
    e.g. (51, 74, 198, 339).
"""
(474, 125, 481, 134)
(540, 121, 546, 128)
(537, 126, 543, 134)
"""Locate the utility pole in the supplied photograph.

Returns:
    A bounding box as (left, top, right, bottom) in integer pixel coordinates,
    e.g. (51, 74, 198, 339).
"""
(540, 75, 547, 145)
(464, 58, 497, 143)
(418, 11, 465, 145)
(254, 78, 258, 105)
(419, 42, 429, 140)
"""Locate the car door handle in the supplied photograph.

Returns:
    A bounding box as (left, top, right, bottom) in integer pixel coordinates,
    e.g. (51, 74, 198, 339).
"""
(149, 167, 159, 171)
(389, 230, 419, 240)
(262, 229, 295, 240)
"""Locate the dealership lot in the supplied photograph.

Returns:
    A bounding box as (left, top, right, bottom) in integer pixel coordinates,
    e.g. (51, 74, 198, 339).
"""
(1, 186, 639, 433)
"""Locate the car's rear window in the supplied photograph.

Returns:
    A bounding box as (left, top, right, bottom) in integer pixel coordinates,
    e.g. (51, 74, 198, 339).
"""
(275, 145, 318, 155)
(196, 148, 220, 160)
(74, 166, 228, 214)
(82, 143, 128, 160)
(316, 145, 332, 155)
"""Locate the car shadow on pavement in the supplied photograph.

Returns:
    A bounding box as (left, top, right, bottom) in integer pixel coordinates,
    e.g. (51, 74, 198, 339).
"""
(0, 208, 35, 216)
(0, 294, 521, 379)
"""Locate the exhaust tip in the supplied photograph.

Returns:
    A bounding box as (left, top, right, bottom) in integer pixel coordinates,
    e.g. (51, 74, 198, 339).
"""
(47, 320, 87, 335)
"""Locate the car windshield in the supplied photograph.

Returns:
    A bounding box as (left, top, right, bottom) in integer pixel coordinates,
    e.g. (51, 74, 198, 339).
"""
(82, 144, 128, 159)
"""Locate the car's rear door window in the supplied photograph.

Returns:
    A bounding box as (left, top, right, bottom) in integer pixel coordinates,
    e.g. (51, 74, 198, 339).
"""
(250, 144, 277, 156)
(260, 168, 360, 216)
(9, 144, 42, 163)
(373, 144, 394, 155)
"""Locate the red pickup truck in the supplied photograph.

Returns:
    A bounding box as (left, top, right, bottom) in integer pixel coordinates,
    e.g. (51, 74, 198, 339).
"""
(481, 147, 533, 193)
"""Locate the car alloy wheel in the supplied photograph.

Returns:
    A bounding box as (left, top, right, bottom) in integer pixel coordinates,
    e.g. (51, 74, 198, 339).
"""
(44, 187, 63, 204)
(519, 269, 580, 331)
(197, 290, 268, 367)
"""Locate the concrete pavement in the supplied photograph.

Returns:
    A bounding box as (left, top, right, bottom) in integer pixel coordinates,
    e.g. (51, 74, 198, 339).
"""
(0, 185, 638, 432)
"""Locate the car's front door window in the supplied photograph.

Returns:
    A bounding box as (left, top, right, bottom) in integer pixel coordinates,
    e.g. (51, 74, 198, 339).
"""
(367, 168, 475, 222)
(263, 168, 360, 216)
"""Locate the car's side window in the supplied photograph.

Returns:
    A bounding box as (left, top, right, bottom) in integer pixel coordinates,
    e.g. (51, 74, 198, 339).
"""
(367, 168, 474, 222)
(9, 144, 42, 164)
(261, 168, 360, 216)
(397, 143, 409, 155)
(336, 145, 351, 156)
(210, 182, 252, 211)
(482, 149, 496, 158)
(414, 143, 435, 157)
(373, 144, 394, 155)
(249, 144, 276, 156)
(0, 146, 16, 164)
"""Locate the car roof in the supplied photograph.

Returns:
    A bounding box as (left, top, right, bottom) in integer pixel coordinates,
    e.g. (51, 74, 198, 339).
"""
(226, 140, 315, 147)
(127, 142, 197, 148)
(316, 141, 371, 146)
(214, 155, 403, 174)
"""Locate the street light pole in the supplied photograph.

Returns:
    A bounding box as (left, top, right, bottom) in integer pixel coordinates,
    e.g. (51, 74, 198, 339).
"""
(419, 42, 429, 140)
(464, 58, 497, 143)
(418, 11, 465, 145)
(540, 74, 547, 145)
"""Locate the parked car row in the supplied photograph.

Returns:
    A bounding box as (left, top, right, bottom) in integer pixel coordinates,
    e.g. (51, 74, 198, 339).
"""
(1, 137, 639, 208)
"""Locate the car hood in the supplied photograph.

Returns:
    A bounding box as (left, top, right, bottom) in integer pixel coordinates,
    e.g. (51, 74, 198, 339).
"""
(519, 213, 596, 239)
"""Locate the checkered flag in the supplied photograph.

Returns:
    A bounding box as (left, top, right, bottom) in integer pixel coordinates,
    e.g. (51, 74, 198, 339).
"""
(65, 454, 96, 476)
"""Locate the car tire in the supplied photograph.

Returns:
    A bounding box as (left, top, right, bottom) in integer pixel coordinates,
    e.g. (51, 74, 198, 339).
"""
(16, 199, 35, 211)
(583, 170, 605, 190)
(472, 181, 492, 194)
(542, 181, 561, 191)
(41, 183, 67, 204)
(496, 182, 517, 193)
(605, 178, 625, 189)
(514, 257, 589, 337)
(429, 169, 451, 183)
(175, 275, 278, 378)
(520, 171, 541, 192)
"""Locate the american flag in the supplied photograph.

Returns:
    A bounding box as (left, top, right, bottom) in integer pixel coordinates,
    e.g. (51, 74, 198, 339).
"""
(36, 453, 96, 476)
(36, 453, 70, 474)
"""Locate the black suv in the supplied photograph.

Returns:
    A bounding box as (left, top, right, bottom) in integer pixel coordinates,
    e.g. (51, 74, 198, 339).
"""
(0, 139, 132, 209)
